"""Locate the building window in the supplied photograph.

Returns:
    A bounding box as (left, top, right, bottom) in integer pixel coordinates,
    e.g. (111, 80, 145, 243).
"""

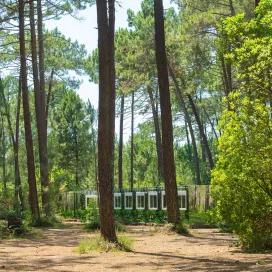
(161, 191, 166, 210)
(85, 195, 97, 209)
(125, 192, 133, 210)
(114, 193, 122, 210)
(148, 191, 158, 210)
(136, 192, 145, 210)
(178, 191, 187, 210)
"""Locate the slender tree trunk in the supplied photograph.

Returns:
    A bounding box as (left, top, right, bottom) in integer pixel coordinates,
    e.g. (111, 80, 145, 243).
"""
(46, 69, 54, 130)
(18, 0, 40, 221)
(15, 82, 24, 210)
(130, 91, 134, 191)
(0, 79, 24, 209)
(168, 66, 201, 185)
(203, 107, 218, 141)
(187, 94, 214, 170)
(228, 0, 235, 16)
(154, 0, 179, 224)
(255, 0, 260, 7)
(184, 121, 192, 162)
(96, 0, 117, 242)
(36, 0, 50, 217)
(75, 130, 79, 187)
(220, 54, 233, 97)
(0, 117, 7, 195)
(118, 94, 124, 190)
(200, 131, 209, 184)
(93, 130, 98, 189)
(147, 86, 164, 183)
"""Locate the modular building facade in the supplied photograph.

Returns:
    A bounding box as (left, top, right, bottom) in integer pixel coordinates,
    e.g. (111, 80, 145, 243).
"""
(85, 187, 188, 211)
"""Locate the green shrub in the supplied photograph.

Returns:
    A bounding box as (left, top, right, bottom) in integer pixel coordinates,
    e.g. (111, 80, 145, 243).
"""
(60, 208, 87, 221)
(115, 209, 167, 224)
(170, 221, 190, 236)
(212, 97, 272, 250)
(185, 211, 217, 229)
(85, 199, 100, 230)
(77, 235, 133, 253)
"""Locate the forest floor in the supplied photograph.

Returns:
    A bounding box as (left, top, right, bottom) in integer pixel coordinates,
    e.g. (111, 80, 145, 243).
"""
(0, 221, 271, 272)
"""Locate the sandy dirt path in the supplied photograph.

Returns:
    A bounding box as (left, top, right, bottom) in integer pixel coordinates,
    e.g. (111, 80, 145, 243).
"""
(0, 222, 271, 272)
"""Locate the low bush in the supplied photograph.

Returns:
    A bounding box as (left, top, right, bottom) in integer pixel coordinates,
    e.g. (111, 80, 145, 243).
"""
(115, 209, 167, 224)
(77, 235, 133, 254)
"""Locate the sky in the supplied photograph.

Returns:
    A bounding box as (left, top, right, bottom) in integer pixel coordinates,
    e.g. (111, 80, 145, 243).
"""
(46, 0, 173, 108)
(46, 0, 173, 140)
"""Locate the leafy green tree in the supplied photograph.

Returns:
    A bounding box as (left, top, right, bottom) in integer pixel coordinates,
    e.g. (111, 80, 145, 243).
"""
(212, 0, 272, 250)
(52, 90, 93, 190)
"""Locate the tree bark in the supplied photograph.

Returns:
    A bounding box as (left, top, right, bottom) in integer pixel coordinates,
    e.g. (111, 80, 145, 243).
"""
(96, 0, 117, 242)
(203, 107, 218, 141)
(130, 91, 134, 191)
(18, 0, 40, 221)
(228, 0, 235, 16)
(36, 0, 51, 217)
(147, 86, 164, 183)
(0, 79, 24, 210)
(15, 82, 24, 210)
(187, 94, 214, 170)
(75, 129, 79, 187)
(0, 117, 7, 196)
(154, 0, 179, 224)
(184, 120, 192, 162)
(46, 69, 54, 130)
(168, 67, 201, 185)
(118, 94, 124, 190)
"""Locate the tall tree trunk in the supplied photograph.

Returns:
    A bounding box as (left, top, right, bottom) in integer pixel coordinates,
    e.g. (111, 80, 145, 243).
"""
(0, 117, 7, 195)
(169, 68, 201, 185)
(185, 120, 192, 162)
(18, 0, 40, 221)
(154, 0, 179, 224)
(75, 130, 79, 187)
(0, 79, 24, 209)
(96, 0, 117, 242)
(147, 86, 164, 183)
(36, 0, 51, 217)
(130, 92, 134, 191)
(203, 107, 218, 141)
(200, 124, 209, 184)
(92, 130, 98, 189)
(45, 69, 54, 130)
(118, 94, 124, 190)
(15, 82, 24, 210)
(255, 0, 260, 7)
(220, 54, 233, 97)
(187, 94, 214, 170)
(228, 0, 235, 16)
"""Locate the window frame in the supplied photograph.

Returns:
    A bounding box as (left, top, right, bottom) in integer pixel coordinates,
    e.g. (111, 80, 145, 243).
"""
(124, 192, 133, 210)
(148, 191, 158, 210)
(136, 192, 145, 210)
(178, 190, 187, 210)
(85, 194, 98, 209)
(161, 191, 166, 210)
(114, 193, 122, 210)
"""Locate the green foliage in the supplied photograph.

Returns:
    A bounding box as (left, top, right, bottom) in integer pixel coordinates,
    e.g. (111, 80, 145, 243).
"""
(77, 235, 133, 254)
(212, 97, 272, 250)
(186, 211, 216, 229)
(85, 199, 100, 230)
(212, 0, 272, 250)
(51, 89, 95, 190)
(60, 208, 87, 221)
(115, 209, 167, 224)
(170, 221, 190, 236)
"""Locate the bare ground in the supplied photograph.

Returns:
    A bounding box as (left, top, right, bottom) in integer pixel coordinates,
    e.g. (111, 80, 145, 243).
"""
(0, 222, 271, 272)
